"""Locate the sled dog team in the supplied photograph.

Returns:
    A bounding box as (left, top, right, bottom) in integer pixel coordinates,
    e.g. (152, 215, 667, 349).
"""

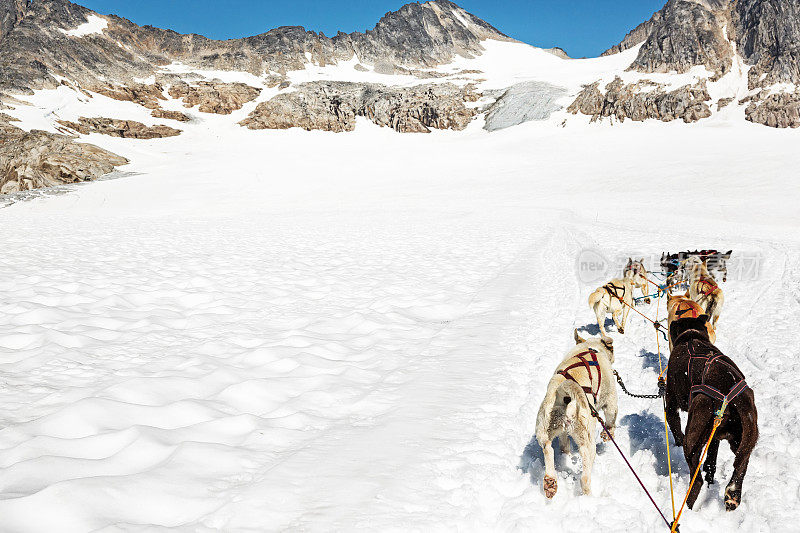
(535, 255, 758, 513)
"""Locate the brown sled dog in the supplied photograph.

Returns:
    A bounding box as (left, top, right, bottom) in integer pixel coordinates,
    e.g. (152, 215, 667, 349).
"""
(666, 316, 758, 511)
(666, 294, 716, 350)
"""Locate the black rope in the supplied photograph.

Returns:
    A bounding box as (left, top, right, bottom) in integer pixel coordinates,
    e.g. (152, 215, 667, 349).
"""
(613, 370, 665, 399)
(582, 390, 673, 530)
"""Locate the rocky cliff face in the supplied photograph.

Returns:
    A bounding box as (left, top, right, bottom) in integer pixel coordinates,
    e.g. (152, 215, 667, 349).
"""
(628, 0, 732, 77)
(605, 0, 800, 86)
(734, 0, 800, 88)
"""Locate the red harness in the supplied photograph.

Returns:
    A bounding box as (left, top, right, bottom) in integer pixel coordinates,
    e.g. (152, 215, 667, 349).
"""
(697, 278, 718, 296)
(558, 348, 602, 403)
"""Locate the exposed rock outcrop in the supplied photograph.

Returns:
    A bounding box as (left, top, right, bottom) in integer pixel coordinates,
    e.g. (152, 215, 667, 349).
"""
(745, 92, 800, 128)
(568, 77, 712, 123)
(168, 82, 261, 115)
(483, 81, 567, 131)
(56, 117, 182, 138)
(240, 82, 477, 133)
(0, 125, 128, 194)
(150, 108, 190, 122)
(90, 82, 166, 109)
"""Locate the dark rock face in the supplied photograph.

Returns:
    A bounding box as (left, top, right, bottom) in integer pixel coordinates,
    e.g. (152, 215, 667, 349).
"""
(56, 117, 182, 138)
(0, 0, 27, 42)
(628, 0, 732, 77)
(0, 123, 129, 194)
(0, 0, 510, 94)
(568, 77, 712, 123)
(0, 0, 157, 93)
(734, 0, 800, 88)
(240, 82, 477, 133)
(606, 0, 800, 87)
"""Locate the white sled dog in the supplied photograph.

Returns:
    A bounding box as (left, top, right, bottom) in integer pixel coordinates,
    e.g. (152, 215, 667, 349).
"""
(625, 258, 650, 302)
(535, 330, 617, 498)
(684, 256, 725, 326)
(588, 275, 636, 339)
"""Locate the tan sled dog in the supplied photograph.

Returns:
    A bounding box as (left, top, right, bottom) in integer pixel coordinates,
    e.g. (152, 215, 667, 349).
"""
(535, 331, 617, 498)
(666, 294, 716, 350)
(589, 277, 635, 339)
(684, 256, 724, 327)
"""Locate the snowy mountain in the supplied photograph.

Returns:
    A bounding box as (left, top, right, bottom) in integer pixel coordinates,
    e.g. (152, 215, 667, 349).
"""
(1, 0, 799, 192)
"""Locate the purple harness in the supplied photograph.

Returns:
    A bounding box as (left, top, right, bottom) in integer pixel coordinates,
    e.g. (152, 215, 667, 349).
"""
(685, 336, 749, 405)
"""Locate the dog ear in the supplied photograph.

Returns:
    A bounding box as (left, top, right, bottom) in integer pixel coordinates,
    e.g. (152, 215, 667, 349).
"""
(574, 329, 586, 345)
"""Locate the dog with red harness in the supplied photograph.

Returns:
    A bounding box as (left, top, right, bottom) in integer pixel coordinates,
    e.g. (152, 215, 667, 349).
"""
(535, 330, 617, 498)
(667, 293, 716, 349)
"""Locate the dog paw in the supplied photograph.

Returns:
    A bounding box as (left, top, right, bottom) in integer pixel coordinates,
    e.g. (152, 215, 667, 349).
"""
(617, 327, 625, 334)
(644, 298, 652, 304)
(544, 476, 557, 499)
(724, 488, 740, 511)
(602, 427, 614, 442)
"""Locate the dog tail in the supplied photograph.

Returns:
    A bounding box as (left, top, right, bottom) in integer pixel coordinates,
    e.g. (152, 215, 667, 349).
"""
(559, 379, 591, 422)
(536, 375, 593, 446)
(588, 288, 603, 309)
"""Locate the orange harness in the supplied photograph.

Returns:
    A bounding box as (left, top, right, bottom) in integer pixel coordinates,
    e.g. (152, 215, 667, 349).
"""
(674, 301, 701, 319)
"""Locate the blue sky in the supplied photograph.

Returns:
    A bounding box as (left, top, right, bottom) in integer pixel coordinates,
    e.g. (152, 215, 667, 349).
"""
(77, 0, 665, 58)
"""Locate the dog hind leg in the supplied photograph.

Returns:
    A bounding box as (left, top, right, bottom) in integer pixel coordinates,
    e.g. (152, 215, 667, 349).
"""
(542, 438, 558, 499)
(703, 439, 720, 485)
(578, 424, 596, 495)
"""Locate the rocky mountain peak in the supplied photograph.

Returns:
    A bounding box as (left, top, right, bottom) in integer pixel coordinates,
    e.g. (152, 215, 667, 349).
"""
(605, 0, 800, 88)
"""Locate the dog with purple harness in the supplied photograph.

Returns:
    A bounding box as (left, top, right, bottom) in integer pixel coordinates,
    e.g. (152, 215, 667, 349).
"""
(666, 315, 758, 512)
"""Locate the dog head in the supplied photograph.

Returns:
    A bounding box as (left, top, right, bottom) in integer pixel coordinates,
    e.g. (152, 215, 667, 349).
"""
(574, 329, 614, 364)
(669, 315, 711, 344)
